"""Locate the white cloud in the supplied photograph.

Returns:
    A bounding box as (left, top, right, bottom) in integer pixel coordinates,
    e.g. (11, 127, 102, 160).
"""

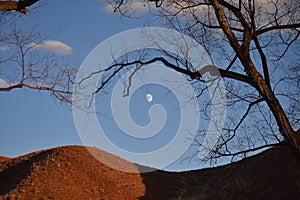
(28, 40, 73, 55)
(0, 78, 7, 87)
(0, 46, 9, 51)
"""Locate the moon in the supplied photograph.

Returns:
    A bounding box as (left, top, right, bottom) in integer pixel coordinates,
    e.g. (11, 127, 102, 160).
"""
(146, 93, 153, 103)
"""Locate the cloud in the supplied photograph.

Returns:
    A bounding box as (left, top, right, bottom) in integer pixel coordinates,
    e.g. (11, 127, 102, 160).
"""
(0, 46, 9, 51)
(0, 78, 7, 87)
(28, 40, 73, 55)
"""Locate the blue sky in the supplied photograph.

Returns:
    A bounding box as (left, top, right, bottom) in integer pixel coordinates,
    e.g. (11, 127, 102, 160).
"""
(0, 0, 209, 171)
(0, 1, 143, 156)
(1, 0, 297, 172)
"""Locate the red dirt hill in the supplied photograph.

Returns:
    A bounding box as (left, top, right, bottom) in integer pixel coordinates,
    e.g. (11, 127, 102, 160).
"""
(0, 146, 145, 199)
(0, 145, 300, 199)
(0, 157, 9, 163)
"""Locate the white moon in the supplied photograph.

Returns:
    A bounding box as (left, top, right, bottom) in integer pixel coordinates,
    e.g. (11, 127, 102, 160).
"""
(146, 93, 153, 102)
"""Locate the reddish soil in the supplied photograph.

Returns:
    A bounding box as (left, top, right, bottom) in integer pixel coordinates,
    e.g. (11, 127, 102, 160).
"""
(0, 157, 9, 163)
(0, 145, 299, 199)
(0, 146, 145, 200)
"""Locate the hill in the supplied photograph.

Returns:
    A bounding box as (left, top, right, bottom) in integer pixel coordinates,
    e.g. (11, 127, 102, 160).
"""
(0, 146, 145, 199)
(0, 145, 299, 199)
(0, 157, 9, 163)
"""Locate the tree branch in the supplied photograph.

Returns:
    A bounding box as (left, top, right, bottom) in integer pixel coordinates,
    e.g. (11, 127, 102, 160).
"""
(0, 82, 72, 103)
(210, 0, 243, 56)
(211, 142, 284, 159)
(90, 56, 254, 89)
(256, 23, 300, 35)
(0, 0, 39, 14)
(217, 0, 251, 30)
(252, 35, 271, 89)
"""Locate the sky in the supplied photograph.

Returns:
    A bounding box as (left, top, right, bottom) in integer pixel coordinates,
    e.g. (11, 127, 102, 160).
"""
(1, 0, 288, 172)
(0, 0, 212, 172)
(0, 1, 141, 155)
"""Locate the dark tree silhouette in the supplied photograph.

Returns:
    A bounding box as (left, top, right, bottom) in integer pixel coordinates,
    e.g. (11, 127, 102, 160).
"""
(91, 0, 300, 161)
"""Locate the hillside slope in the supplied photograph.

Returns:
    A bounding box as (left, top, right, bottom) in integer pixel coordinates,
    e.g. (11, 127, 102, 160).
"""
(0, 157, 9, 163)
(0, 145, 299, 199)
(170, 145, 300, 199)
(0, 146, 145, 199)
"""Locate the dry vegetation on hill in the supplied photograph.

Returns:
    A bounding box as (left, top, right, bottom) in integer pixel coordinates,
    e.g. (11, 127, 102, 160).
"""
(0, 145, 299, 199)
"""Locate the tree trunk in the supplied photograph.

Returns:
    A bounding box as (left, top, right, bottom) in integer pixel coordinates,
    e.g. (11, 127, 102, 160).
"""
(210, 0, 300, 156)
(245, 60, 300, 156)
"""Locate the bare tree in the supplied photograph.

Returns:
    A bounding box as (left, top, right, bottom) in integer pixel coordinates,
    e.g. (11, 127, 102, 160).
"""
(84, 0, 300, 162)
(0, 2, 75, 104)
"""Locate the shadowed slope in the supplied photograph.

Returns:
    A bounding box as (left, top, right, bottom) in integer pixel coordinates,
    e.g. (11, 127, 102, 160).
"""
(142, 145, 300, 199)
